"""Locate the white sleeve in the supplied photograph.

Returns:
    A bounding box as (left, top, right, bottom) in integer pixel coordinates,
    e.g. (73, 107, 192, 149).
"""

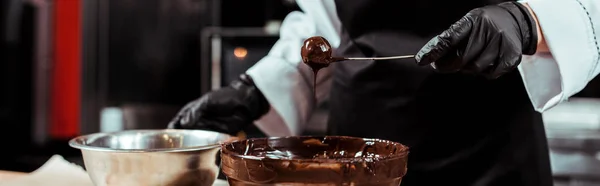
(518, 0, 600, 112)
(245, 0, 341, 136)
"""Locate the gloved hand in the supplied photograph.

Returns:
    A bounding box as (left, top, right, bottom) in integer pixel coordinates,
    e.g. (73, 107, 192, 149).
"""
(415, 2, 538, 79)
(167, 74, 270, 136)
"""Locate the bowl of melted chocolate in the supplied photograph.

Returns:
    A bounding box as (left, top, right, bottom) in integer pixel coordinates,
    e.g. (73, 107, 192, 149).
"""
(220, 136, 409, 186)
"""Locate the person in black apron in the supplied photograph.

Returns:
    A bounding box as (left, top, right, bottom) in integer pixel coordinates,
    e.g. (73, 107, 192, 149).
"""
(328, 1, 551, 185)
(169, 1, 553, 185)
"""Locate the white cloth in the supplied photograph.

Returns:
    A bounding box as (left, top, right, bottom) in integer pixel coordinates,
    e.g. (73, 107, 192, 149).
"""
(248, 0, 600, 136)
(519, 0, 600, 112)
(0, 155, 94, 186)
(246, 0, 340, 136)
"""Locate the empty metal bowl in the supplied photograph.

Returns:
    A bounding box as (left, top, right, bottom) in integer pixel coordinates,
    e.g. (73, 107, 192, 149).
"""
(69, 129, 231, 186)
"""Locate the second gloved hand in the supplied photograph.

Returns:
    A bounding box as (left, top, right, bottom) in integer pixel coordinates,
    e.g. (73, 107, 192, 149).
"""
(415, 2, 538, 79)
(167, 74, 270, 136)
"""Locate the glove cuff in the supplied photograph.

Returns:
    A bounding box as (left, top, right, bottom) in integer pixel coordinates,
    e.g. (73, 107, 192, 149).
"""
(514, 2, 539, 55)
(238, 73, 256, 86)
(500, 2, 538, 55)
(235, 73, 270, 120)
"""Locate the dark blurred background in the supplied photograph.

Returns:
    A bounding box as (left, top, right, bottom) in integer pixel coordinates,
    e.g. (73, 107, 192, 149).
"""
(1, 0, 600, 185)
(0, 0, 304, 172)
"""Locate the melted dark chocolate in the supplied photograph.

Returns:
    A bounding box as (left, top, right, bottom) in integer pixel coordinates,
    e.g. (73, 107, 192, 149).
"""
(221, 136, 409, 185)
(301, 36, 343, 101)
(301, 36, 339, 71)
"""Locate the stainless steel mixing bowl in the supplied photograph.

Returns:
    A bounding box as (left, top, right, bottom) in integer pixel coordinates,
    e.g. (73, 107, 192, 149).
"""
(69, 129, 231, 186)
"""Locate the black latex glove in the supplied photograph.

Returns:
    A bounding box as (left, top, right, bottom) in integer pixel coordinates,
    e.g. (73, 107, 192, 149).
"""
(167, 74, 270, 136)
(415, 2, 538, 79)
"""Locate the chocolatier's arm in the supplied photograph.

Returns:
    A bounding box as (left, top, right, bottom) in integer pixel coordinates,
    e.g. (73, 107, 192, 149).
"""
(517, 0, 600, 112)
(245, 0, 341, 136)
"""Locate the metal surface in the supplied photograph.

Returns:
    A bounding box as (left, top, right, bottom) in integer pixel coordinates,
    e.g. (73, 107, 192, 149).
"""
(80, 0, 105, 136)
(28, 0, 53, 145)
(345, 55, 415, 61)
(120, 104, 180, 130)
(546, 129, 600, 184)
(546, 130, 600, 152)
(79, 0, 111, 136)
(542, 98, 600, 131)
(550, 150, 600, 181)
(543, 98, 600, 185)
(200, 27, 278, 94)
(211, 36, 222, 90)
(70, 129, 229, 152)
(69, 129, 230, 186)
(81, 0, 222, 135)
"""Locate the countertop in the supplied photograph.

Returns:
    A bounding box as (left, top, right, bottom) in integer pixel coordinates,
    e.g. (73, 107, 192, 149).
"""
(0, 170, 229, 186)
(0, 155, 229, 186)
(0, 170, 26, 180)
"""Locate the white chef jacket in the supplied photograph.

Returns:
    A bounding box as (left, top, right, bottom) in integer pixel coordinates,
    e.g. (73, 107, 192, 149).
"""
(245, 0, 600, 137)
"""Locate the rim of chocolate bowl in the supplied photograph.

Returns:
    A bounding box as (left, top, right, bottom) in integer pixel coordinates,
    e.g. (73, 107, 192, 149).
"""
(220, 136, 409, 163)
(69, 129, 231, 153)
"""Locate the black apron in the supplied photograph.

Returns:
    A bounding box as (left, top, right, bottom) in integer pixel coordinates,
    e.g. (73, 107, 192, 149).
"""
(327, 0, 553, 185)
